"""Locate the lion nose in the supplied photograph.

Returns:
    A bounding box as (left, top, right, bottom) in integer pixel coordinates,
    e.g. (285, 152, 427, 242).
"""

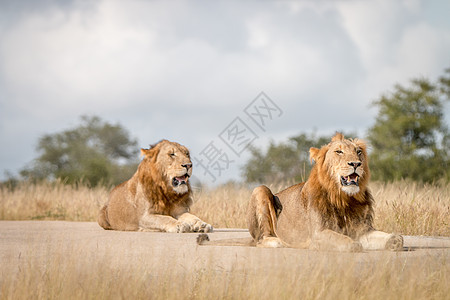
(348, 161, 361, 169)
(182, 163, 192, 170)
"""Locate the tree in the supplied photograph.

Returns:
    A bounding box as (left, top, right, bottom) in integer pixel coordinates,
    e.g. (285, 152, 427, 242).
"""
(21, 116, 139, 186)
(242, 132, 353, 184)
(367, 70, 450, 182)
(243, 141, 301, 184)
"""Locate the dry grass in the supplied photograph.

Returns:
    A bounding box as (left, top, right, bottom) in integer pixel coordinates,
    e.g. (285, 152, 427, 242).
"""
(372, 181, 450, 236)
(1, 180, 449, 236)
(0, 241, 448, 300)
(0, 180, 108, 221)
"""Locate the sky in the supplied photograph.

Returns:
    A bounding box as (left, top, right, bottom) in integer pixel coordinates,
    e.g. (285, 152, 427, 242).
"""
(1, 0, 450, 185)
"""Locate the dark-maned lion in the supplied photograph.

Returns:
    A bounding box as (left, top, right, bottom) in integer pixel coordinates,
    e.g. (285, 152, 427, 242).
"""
(199, 133, 403, 251)
(98, 140, 212, 233)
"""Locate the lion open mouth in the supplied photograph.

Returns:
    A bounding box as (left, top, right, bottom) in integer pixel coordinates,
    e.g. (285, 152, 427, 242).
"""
(172, 174, 189, 187)
(341, 173, 359, 186)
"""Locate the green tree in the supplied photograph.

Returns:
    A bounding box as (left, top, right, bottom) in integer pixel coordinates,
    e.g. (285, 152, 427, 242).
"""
(244, 141, 301, 184)
(367, 71, 450, 182)
(21, 116, 139, 186)
(242, 132, 353, 184)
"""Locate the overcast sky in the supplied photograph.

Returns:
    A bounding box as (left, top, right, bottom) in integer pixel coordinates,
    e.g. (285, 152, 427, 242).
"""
(1, 0, 449, 185)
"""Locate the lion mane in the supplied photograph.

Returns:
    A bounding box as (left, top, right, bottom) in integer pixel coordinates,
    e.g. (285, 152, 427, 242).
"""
(98, 140, 212, 233)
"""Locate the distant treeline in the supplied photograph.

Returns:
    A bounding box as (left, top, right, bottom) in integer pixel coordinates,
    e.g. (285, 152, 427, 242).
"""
(2, 68, 450, 187)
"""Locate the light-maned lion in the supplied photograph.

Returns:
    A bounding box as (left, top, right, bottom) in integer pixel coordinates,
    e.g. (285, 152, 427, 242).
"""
(199, 133, 403, 251)
(98, 140, 212, 233)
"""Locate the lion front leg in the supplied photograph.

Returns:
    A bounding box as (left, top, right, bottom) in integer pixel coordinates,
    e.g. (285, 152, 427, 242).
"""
(138, 212, 190, 233)
(177, 213, 213, 233)
(311, 229, 363, 252)
(358, 230, 404, 251)
(247, 185, 284, 248)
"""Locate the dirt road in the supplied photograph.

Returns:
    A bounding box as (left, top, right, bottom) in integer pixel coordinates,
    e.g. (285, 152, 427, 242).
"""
(1, 221, 449, 276)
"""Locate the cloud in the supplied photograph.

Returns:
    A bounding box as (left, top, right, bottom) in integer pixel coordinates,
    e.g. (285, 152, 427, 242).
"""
(0, 0, 449, 184)
(337, 0, 450, 96)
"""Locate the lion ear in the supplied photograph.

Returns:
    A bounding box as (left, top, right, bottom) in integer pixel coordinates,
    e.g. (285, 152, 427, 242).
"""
(353, 139, 367, 152)
(331, 132, 344, 142)
(309, 147, 320, 163)
(141, 147, 158, 158)
(140, 148, 150, 157)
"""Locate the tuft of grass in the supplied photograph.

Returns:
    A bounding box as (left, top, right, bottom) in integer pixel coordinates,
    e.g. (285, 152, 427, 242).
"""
(1, 180, 449, 236)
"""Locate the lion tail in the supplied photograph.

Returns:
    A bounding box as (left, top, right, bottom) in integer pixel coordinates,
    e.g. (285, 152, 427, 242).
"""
(97, 205, 112, 230)
(196, 234, 255, 246)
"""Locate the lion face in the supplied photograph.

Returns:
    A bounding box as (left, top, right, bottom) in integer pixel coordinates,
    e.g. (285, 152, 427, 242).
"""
(141, 140, 193, 195)
(310, 133, 369, 196)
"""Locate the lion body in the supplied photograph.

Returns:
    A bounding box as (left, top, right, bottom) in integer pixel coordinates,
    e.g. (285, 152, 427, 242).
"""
(246, 133, 403, 251)
(98, 140, 212, 233)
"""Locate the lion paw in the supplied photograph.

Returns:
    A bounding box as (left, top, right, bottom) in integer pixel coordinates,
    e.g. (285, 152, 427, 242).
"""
(177, 222, 191, 233)
(257, 236, 284, 248)
(385, 235, 403, 251)
(192, 220, 213, 233)
(166, 222, 191, 233)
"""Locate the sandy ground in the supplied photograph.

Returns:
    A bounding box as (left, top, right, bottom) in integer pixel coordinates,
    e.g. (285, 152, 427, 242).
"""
(1, 221, 449, 276)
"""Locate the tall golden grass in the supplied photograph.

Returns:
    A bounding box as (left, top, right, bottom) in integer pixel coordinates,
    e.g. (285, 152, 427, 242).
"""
(0, 180, 107, 221)
(1, 239, 448, 300)
(1, 180, 448, 236)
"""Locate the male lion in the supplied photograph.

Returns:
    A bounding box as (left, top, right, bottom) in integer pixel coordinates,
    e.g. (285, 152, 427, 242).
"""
(98, 140, 212, 233)
(199, 133, 403, 251)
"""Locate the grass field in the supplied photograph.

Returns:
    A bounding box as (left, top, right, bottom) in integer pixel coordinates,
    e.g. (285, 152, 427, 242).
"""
(1, 180, 449, 236)
(1, 242, 448, 300)
(0, 180, 449, 299)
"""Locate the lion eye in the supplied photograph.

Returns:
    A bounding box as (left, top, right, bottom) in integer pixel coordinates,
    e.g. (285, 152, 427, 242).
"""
(170, 153, 176, 157)
(357, 149, 362, 155)
(335, 150, 343, 155)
